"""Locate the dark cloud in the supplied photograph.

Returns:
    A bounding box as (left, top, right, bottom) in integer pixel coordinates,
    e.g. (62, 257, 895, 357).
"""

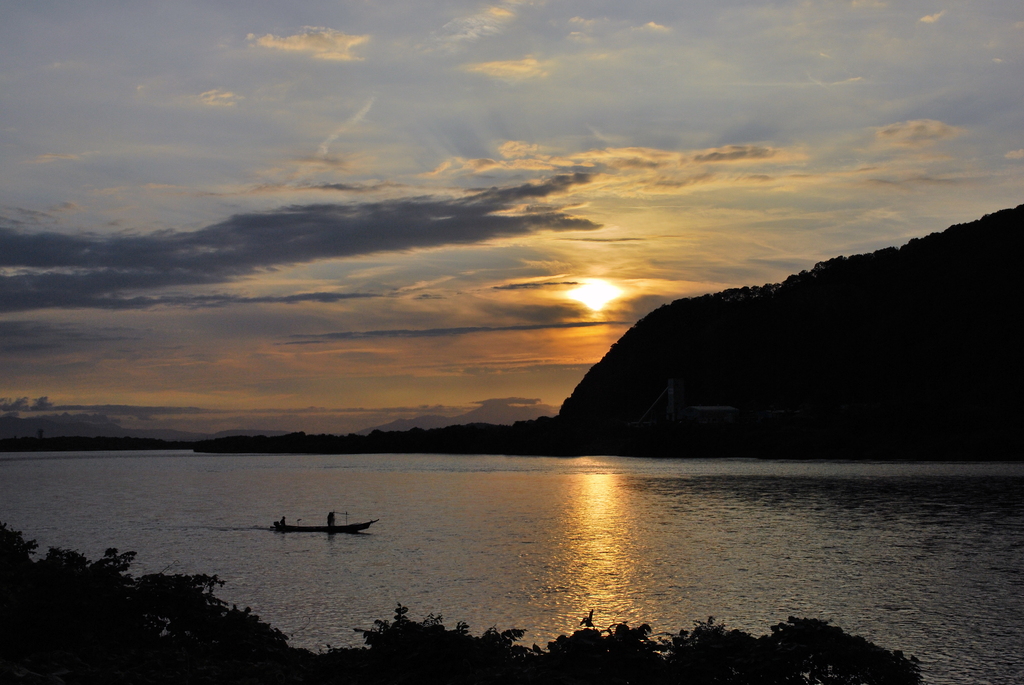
(467, 173, 591, 202)
(37, 404, 215, 420)
(0, 397, 31, 412)
(0, 207, 57, 227)
(0, 320, 139, 353)
(692, 146, 774, 163)
(0, 396, 217, 420)
(0, 290, 380, 312)
(492, 281, 579, 290)
(107, 291, 371, 310)
(862, 175, 959, 187)
(30, 413, 121, 425)
(558, 237, 643, 243)
(255, 181, 408, 193)
(474, 397, 541, 406)
(285, 320, 628, 344)
(651, 172, 715, 188)
(308, 183, 367, 192)
(0, 174, 597, 312)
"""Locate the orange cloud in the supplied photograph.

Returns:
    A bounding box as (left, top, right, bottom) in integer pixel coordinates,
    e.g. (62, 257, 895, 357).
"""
(248, 29, 368, 60)
(28, 153, 82, 164)
(463, 56, 550, 80)
(874, 119, 964, 147)
(195, 89, 242, 106)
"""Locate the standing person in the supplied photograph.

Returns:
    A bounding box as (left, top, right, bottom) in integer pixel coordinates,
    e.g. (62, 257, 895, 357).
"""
(327, 511, 335, 527)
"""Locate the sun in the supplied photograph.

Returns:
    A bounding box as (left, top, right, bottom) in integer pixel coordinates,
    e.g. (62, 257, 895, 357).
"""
(568, 279, 622, 311)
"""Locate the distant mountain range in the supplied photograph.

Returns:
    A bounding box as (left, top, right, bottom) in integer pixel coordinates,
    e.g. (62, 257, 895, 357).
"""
(0, 398, 556, 442)
(355, 398, 556, 435)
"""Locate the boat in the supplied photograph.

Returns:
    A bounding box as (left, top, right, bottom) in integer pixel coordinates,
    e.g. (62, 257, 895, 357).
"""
(271, 519, 378, 534)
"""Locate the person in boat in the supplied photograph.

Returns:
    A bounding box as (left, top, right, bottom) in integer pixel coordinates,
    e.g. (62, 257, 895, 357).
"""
(327, 511, 336, 527)
(279, 516, 286, 528)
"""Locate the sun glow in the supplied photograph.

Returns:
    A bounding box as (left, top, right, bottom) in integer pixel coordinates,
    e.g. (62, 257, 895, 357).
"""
(568, 279, 622, 311)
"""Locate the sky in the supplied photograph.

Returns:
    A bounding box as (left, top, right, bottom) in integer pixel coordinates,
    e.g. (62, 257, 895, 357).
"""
(2, 0, 1023, 435)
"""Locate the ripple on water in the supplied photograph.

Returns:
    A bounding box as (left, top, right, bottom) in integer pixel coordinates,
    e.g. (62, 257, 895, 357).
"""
(1, 453, 1022, 684)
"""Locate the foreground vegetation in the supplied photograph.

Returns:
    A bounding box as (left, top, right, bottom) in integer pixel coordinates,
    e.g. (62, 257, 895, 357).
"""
(1, 523, 921, 684)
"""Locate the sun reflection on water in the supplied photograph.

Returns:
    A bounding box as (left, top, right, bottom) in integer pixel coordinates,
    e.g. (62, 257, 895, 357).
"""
(551, 473, 643, 628)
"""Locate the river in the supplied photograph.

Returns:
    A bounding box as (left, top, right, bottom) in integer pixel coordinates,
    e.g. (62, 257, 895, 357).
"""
(1, 451, 1021, 683)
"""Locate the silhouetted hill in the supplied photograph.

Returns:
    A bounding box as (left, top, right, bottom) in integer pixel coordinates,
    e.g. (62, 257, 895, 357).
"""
(194, 206, 1024, 460)
(560, 205, 1024, 430)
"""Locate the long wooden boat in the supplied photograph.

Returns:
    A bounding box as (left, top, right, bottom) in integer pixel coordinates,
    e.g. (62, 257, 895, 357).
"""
(271, 519, 378, 534)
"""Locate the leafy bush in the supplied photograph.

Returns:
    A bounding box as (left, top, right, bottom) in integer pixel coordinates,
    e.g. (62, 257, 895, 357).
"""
(0, 524, 921, 684)
(0, 533, 289, 660)
(666, 616, 921, 684)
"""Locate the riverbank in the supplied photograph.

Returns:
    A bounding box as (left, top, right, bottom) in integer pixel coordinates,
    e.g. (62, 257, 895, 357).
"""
(191, 405, 1021, 460)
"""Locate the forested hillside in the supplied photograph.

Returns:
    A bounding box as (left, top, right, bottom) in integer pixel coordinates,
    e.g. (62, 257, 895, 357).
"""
(560, 205, 1023, 425)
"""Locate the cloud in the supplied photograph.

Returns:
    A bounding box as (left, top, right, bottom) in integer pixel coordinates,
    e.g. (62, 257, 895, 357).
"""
(874, 119, 964, 146)
(319, 97, 375, 156)
(499, 141, 541, 158)
(462, 56, 550, 80)
(435, 6, 515, 47)
(0, 174, 597, 312)
(0, 291, 380, 312)
(9, 401, 214, 420)
(1006, 149, 1024, 160)
(861, 174, 959, 188)
(195, 89, 242, 107)
(248, 28, 368, 61)
(0, 397, 32, 412)
(0, 320, 139, 353)
(648, 172, 716, 188)
(27, 154, 82, 164)
(693, 145, 776, 163)
(493, 281, 579, 290)
(633, 22, 670, 32)
(287, 181, 406, 194)
(919, 10, 946, 23)
(449, 397, 556, 425)
(431, 142, 803, 196)
(580, 147, 683, 170)
(285, 320, 628, 344)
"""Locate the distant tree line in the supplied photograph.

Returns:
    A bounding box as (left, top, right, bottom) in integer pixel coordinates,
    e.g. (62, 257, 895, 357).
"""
(189, 407, 1022, 460)
(8, 407, 1019, 459)
(1, 522, 921, 684)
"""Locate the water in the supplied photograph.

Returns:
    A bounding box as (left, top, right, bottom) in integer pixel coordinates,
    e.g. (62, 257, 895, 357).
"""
(1, 451, 1022, 684)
